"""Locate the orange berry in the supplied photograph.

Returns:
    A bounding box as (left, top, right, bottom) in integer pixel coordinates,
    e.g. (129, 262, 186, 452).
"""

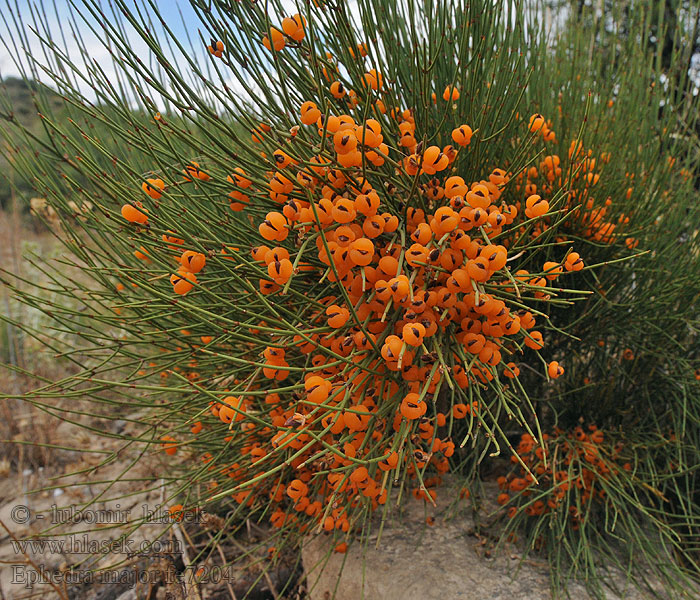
(287, 479, 309, 501)
(451, 124, 473, 146)
(565, 252, 584, 272)
(443, 85, 459, 101)
(281, 14, 306, 41)
(467, 257, 491, 282)
(363, 69, 383, 90)
(161, 436, 177, 455)
(402, 322, 426, 347)
(332, 198, 356, 224)
(349, 238, 375, 266)
(305, 375, 331, 403)
(170, 269, 197, 295)
(547, 361, 564, 379)
(326, 304, 350, 328)
(259, 212, 288, 241)
(121, 203, 148, 224)
(263, 28, 285, 52)
(142, 178, 165, 199)
(400, 393, 426, 420)
(543, 261, 563, 280)
(300, 101, 321, 125)
(504, 362, 520, 378)
(465, 184, 491, 209)
(207, 40, 224, 57)
(524, 330, 544, 350)
(529, 114, 545, 132)
(181, 250, 206, 273)
(344, 405, 371, 432)
(525, 194, 549, 218)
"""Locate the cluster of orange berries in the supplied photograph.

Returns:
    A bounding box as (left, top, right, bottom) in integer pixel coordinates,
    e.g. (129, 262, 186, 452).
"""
(263, 14, 306, 51)
(528, 113, 557, 143)
(117, 25, 642, 546)
(192, 373, 467, 538)
(509, 140, 634, 248)
(248, 102, 590, 383)
(162, 98, 598, 538)
(496, 428, 630, 528)
(127, 86, 603, 542)
(170, 250, 206, 295)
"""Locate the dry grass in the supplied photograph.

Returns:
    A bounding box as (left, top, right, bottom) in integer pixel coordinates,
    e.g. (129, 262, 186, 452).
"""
(0, 207, 81, 472)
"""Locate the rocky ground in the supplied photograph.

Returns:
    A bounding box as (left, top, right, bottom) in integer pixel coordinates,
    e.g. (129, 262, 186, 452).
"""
(302, 484, 660, 600)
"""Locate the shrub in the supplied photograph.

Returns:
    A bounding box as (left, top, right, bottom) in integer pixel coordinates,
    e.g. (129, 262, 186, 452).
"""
(1, 0, 699, 597)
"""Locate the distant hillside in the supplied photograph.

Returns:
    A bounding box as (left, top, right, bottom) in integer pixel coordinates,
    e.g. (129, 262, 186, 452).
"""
(1, 76, 64, 129)
(0, 77, 66, 210)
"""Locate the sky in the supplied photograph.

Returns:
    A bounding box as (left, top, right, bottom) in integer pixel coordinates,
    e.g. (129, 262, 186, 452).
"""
(0, 0, 210, 105)
(0, 0, 199, 74)
(0, 0, 331, 111)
